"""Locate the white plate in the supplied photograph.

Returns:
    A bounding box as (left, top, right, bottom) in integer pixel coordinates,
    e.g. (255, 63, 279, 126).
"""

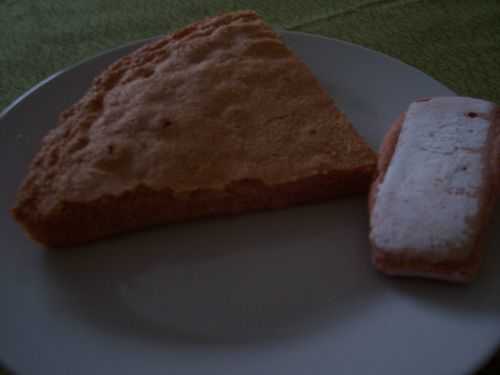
(1, 31, 499, 375)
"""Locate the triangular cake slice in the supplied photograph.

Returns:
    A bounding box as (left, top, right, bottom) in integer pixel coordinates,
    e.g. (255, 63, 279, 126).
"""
(13, 11, 376, 247)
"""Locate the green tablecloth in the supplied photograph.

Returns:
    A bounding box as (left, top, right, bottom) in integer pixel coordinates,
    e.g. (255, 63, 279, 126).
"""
(2, 0, 499, 110)
(0, 0, 499, 373)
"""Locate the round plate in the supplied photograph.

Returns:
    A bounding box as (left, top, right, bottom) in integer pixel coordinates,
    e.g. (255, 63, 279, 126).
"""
(1, 31, 499, 375)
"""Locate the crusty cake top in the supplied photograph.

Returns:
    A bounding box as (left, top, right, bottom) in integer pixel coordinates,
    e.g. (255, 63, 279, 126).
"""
(16, 11, 375, 214)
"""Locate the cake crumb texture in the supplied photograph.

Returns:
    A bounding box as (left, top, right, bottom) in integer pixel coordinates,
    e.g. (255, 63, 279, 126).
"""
(13, 11, 376, 247)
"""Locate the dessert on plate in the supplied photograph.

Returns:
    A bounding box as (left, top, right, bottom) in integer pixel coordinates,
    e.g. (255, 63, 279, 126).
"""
(369, 97, 500, 282)
(12, 11, 376, 248)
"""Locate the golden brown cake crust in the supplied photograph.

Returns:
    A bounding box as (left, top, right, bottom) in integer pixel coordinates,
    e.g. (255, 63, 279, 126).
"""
(13, 11, 376, 247)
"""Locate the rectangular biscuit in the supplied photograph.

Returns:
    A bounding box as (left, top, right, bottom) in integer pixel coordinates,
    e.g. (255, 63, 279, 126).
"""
(369, 97, 500, 282)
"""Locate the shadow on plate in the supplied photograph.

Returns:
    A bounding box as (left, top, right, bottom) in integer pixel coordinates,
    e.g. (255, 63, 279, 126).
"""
(43, 197, 500, 350)
(43, 197, 383, 349)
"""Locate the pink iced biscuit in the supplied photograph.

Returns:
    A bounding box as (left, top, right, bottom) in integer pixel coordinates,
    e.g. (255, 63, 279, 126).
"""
(369, 97, 500, 282)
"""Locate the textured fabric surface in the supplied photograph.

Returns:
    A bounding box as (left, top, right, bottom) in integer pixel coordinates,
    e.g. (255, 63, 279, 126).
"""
(1, 0, 500, 110)
(0, 0, 499, 373)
